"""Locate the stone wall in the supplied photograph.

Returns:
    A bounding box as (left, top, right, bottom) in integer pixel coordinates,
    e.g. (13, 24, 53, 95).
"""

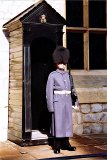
(73, 103, 107, 135)
(8, 25, 23, 141)
(72, 70, 107, 135)
(72, 70, 107, 104)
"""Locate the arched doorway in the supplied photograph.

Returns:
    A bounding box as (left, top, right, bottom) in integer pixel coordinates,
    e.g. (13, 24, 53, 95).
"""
(30, 37, 56, 134)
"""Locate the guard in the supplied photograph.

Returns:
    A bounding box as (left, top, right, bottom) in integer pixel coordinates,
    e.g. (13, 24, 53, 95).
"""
(46, 46, 78, 154)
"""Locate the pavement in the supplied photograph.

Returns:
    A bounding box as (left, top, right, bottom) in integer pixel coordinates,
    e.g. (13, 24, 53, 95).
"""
(1, 134, 107, 160)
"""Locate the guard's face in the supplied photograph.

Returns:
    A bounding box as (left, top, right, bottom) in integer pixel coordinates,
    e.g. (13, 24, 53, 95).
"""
(57, 63, 66, 70)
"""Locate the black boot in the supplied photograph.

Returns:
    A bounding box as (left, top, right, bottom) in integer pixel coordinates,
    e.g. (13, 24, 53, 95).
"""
(54, 147, 60, 154)
(61, 137, 76, 151)
(53, 138, 61, 154)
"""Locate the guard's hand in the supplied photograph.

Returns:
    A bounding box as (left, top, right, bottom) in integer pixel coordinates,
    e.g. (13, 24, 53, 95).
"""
(72, 100, 79, 111)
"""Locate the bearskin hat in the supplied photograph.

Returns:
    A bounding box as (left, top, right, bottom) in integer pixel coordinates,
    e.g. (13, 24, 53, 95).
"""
(52, 46, 70, 64)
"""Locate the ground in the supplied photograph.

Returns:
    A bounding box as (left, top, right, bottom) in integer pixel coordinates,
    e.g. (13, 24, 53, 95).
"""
(0, 134, 107, 160)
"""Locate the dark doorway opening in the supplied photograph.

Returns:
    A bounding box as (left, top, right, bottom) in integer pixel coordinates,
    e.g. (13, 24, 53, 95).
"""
(30, 37, 56, 134)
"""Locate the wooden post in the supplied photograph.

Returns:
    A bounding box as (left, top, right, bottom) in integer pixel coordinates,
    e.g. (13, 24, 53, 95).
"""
(83, 0, 89, 70)
(84, 32, 89, 70)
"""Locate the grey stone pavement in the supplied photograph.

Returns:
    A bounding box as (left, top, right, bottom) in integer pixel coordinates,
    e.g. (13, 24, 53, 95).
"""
(1, 134, 107, 160)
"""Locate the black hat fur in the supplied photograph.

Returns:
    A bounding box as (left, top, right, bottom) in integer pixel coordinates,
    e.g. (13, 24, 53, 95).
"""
(52, 46, 70, 64)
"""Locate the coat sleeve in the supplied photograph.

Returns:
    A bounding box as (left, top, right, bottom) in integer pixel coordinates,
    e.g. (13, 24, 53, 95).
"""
(46, 73, 54, 112)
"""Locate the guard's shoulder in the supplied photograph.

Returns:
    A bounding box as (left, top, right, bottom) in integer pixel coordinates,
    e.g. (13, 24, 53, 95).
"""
(48, 71, 56, 77)
(51, 71, 56, 74)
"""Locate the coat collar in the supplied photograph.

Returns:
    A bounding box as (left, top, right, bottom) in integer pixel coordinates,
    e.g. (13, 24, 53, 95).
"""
(56, 69, 68, 74)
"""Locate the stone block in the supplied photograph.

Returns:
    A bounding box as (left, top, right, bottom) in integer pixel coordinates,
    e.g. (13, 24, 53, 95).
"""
(83, 124, 91, 134)
(13, 117, 22, 125)
(9, 89, 22, 95)
(10, 64, 22, 71)
(102, 103, 107, 112)
(72, 112, 77, 125)
(83, 113, 99, 122)
(81, 104, 90, 113)
(103, 124, 107, 133)
(9, 100, 22, 106)
(91, 103, 102, 113)
(72, 112, 82, 125)
(77, 112, 82, 124)
(99, 112, 107, 122)
(8, 129, 22, 139)
(73, 124, 83, 135)
(98, 88, 107, 102)
(91, 123, 103, 134)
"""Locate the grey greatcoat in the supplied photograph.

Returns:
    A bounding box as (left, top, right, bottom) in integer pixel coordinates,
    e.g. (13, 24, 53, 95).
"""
(46, 69, 73, 138)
